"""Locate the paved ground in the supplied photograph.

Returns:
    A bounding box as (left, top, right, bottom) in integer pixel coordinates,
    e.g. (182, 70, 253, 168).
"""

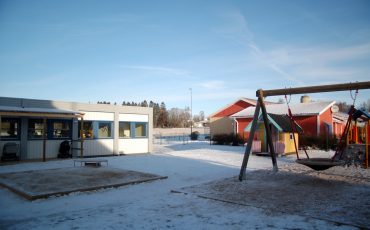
(1, 142, 369, 230)
(0, 166, 167, 200)
(175, 167, 370, 229)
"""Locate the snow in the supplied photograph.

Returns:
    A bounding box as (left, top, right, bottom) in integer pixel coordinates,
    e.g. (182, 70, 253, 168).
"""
(0, 141, 368, 230)
(231, 101, 335, 117)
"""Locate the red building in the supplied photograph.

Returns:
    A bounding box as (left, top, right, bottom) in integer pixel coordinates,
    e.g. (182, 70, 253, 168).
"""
(231, 100, 345, 140)
(209, 98, 277, 136)
(209, 98, 258, 136)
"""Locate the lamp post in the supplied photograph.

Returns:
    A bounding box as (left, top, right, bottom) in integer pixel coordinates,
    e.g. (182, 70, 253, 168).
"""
(189, 88, 193, 136)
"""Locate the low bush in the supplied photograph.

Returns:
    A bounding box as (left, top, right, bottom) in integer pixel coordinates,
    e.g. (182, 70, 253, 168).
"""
(211, 133, 244, 146)
(299, 134, 338, 150)
(190, 131, 199, 140)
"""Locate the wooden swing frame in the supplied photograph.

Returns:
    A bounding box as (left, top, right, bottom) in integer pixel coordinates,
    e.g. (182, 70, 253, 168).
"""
(239, 81, 370, 181)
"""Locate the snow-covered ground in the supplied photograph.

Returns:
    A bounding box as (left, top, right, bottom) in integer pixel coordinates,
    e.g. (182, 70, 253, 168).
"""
(0, 141, 368, 230)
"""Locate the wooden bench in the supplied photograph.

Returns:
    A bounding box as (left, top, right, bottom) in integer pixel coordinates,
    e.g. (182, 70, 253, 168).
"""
(74, 159, 108, 167)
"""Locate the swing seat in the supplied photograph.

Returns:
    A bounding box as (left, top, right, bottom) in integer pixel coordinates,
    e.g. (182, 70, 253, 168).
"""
(296, 158, 345, 171)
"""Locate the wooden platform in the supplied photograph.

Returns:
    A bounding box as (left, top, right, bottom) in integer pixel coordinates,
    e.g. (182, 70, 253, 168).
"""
(74, 159, 108, 167)
(0, 167, 167, 200)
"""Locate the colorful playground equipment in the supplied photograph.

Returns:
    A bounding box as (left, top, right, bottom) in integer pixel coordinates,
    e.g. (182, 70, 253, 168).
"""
(239, 81, 370, 180)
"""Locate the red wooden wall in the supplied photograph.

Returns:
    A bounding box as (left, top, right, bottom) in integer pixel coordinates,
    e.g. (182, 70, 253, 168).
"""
(235, 117, 253, 140)
(212, 100, 252, 118)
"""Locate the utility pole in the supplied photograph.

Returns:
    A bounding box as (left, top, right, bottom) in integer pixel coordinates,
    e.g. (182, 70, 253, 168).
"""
(189, 88, 193, 136)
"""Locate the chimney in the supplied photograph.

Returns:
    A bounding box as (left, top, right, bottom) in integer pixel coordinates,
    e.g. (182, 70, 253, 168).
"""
(301, 95, 310, 103)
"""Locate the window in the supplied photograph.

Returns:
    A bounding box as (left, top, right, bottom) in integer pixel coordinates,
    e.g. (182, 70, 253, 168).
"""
(79, 121, 94, 139)
(1, 118, 20, 139)
(50, 120, 71, 139)
(119, 122, 147, 138)
(28, 119, 45, 139)
(135, 123, 147, 137)
(98, 122, 112, 138)
(119, 122, 131, 138)
(78, 121, 113, 139)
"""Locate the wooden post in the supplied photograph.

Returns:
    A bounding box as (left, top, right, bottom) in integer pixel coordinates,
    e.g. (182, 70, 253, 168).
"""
(80, 118, 84, 158)
(42, 118, 47, 162)
(366, 121, 369, 168)
(355, 121, 358, 144)
(257, 90, 278, 172)
(260, 81, 370, 97)
(0, 115, 2, 143)
(347, 124, 350, 145)
(239, 101, 261, 181)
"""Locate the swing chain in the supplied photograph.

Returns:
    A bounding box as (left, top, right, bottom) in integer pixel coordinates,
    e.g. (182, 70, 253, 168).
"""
(284, 92, 293, 117)
(284, 93, 291, 106)
(350, 88, 359, 106)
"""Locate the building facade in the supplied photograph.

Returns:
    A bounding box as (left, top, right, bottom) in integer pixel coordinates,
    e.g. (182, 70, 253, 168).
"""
(232, 100, 338, 140)
(209, 98, 259, 137)
(0, 97, 153, 160)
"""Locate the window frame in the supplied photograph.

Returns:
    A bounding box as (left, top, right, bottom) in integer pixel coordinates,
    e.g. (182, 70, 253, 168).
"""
(0, 117, 20, 140)
(28, 119, 46, 140)
(119, 121, 148, 139)
(48, 119, 72, 140)
(97, 121, 113, 139)
(119, 121, 131, 138)
(134, 122, 148, 138)
(78, 121, 94, 139)
(78, 120, 114, 139)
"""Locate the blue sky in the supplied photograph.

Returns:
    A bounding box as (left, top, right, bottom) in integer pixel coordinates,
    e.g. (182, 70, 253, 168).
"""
(0, 0, 369, 116)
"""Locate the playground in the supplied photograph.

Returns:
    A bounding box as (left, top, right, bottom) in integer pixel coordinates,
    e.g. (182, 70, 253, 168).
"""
(0, 141, 369, 229)
(175, 165, 369, 228)
(0, 82, 369, 229)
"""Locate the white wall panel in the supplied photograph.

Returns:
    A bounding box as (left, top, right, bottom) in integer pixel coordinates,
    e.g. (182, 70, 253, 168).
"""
(119, 114, 148, 122)
(81, 112, 114, 121)
(27, 141, 43, 159)
(27, 140, 62, 159)
(118, 138, 148, 154)
(82, 139, 114, 156)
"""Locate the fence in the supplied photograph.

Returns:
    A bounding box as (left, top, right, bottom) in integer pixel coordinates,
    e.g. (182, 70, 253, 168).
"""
(153, 127, 210, 145)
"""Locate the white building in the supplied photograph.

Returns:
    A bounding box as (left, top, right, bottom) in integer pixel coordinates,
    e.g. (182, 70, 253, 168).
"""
(0, 97, 153, 161)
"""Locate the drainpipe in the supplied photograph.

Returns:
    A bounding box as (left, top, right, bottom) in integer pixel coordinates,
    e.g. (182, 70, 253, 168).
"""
(234, 118, 239, 135)
(317, 116, 320, 136)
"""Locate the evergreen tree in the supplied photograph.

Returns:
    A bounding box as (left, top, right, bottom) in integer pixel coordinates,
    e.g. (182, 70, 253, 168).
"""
(153, 103, 160, 127)
(141, 100, 148, 107)
(157, 102, 168, 127)
(337, 101, 351, 113)
(149, 101, 154, 108)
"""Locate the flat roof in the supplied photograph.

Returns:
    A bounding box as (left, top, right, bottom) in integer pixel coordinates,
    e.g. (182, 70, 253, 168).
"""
(0, 106, 84, 118)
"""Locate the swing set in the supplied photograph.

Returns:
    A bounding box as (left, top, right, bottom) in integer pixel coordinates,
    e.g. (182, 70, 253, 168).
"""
(239, 81, 370, 181)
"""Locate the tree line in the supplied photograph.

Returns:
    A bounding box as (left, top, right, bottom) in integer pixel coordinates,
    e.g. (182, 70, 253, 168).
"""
(337, 99, 370, 113)
(97, 100, 205, 128)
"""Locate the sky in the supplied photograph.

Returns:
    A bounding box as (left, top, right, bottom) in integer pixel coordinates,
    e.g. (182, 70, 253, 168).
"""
(0, 0, 369, 116)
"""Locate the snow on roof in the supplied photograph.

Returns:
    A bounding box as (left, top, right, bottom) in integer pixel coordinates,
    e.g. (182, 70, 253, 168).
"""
(231, 101, 335, 118)
(209, 97, 275, 118)
(333, 112, 349, 123)
(0, 105, 83, 116)
(245, 113, 303, 133)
